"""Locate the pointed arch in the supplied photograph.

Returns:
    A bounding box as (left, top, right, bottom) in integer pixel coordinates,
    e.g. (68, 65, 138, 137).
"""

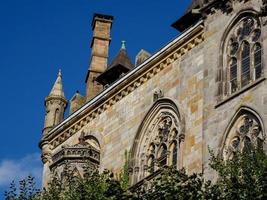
(220, 106, 265, 160)
(217, 9, 263, 100)
(130, 98, 185, 184)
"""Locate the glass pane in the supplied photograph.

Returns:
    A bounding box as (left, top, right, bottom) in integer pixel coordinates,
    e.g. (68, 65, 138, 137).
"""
(241, 42, 250, 87)
(230, 58, 238, 93)
(254, 44, 262, 79)
(252, 29, 261, 42)
(172, 143, 178, 169)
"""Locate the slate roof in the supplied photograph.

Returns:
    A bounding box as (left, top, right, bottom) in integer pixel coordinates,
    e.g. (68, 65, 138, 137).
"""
(108, 48, 134, 71)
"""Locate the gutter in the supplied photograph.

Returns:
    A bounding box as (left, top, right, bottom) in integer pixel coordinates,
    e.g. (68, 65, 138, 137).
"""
(41, 20, 204, 144)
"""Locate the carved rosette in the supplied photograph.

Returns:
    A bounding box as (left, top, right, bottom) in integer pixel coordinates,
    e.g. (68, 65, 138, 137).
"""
(223, 113, 265, 160)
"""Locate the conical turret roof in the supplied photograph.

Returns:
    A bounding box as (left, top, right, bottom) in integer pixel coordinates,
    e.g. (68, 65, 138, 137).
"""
(108, 41, 134, 70)
(96, 41, 134, 86)
(49, 70, 66, 99)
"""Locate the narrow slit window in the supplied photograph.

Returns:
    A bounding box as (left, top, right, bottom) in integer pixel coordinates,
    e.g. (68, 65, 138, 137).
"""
(172, 142, 178, 169)
(254, 43, 262, 79)
(148, 155, 155, 173)
(230, 58, 238, 94)
(241, 42, 250, 87)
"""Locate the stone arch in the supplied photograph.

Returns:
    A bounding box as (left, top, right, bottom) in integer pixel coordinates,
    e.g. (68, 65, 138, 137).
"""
(81, 130, 104, 150)
(130, 98, 185, 184)
(220, 106, 265, 160)
(217, 9, 263, 100)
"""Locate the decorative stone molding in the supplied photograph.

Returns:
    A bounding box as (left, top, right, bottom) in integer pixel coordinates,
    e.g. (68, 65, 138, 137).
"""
(221, 107, 265, 160)
(49, 132, 100, 172)
(153, 89, 164, 102)
(129, 98, 185, 184)
(216, 10, 263, 103)
(41, 141, 52, 164)
(41, 24, 203, 150)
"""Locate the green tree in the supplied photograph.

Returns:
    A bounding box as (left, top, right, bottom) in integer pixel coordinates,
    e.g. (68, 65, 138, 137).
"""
(4, 148, 267, 200)
(209, 147, 267, 200)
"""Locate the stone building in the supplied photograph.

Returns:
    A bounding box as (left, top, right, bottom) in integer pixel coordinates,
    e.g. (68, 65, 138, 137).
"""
(39, 0, 267, 186)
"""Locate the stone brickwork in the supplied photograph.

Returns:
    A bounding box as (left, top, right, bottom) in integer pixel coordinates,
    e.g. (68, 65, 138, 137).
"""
(40, 0, 267, 186)
(86, 14, 113, 100)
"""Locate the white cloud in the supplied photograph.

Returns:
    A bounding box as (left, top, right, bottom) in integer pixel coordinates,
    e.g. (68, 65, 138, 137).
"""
(0, 153, 42, 187)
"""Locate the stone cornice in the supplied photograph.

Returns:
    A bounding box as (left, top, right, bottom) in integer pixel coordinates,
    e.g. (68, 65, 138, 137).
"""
(39, 21, 204, 150)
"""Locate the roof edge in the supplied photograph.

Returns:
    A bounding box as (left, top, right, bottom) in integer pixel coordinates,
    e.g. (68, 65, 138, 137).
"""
(41, 20, 204, 145)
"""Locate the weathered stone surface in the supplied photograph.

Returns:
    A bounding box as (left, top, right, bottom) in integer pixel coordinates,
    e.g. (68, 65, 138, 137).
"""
(41, 0, 267, 186)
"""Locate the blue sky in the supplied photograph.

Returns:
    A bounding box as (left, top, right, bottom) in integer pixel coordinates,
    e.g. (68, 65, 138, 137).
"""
(0, 0, 191, 196)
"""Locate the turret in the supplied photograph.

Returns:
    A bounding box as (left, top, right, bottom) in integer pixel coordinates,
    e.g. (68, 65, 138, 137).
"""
(42, 70, 67, 136)
(85, 13, 114, 100)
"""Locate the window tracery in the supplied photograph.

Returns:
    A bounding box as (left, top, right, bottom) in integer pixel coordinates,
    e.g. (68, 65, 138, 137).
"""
(130, 99, 185, 184)
(224, 16, 263, 96)
(222, 112, 265, 160)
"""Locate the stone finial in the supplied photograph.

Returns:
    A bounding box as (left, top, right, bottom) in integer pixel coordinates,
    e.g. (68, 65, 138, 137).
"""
(121, 40, 126, 50)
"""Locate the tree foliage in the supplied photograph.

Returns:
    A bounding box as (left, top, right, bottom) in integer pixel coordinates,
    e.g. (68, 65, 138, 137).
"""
(5, 148, 267, 200)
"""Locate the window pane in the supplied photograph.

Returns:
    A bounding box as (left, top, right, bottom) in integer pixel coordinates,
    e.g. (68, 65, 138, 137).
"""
(254, 44, 262, 79)
(230, 58, 238, 93)
(241, 42, 250, 87)
(172, 143, 178, 169)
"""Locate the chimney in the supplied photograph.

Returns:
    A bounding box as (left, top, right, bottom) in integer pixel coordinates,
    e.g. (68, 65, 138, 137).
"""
(85, 13, 114, 100)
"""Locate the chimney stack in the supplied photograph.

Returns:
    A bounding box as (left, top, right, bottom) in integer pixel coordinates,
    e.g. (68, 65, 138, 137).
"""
(85, 13, 114, 100)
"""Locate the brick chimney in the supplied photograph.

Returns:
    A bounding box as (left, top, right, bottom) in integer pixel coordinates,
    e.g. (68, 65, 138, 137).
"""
(85, 13, 114, 100)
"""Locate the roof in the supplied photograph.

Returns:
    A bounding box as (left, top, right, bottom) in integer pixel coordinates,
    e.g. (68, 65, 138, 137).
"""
(108, 47, 134, 71)
(171, 0, 208, 32)
(41, 21, 203, 145)
(186, 0, 205, 13)
(48, 70, 66, 99)
(96, 42, 134, 85)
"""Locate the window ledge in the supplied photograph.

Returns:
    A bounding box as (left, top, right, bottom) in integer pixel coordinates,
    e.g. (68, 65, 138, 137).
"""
(215, 77, 266, 108)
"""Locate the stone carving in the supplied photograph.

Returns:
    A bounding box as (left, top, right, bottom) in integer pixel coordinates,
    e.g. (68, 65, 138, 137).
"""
(153, 89, 164, 102)
(223, 113, 265, 160)
(49, 132, 101, 180)
(41, 142, 52, 164)
(130, 100, 184, 184)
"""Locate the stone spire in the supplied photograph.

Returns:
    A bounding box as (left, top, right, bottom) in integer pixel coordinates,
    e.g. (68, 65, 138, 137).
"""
(49, 69, 66, 98)
(43, 70, 67, 137)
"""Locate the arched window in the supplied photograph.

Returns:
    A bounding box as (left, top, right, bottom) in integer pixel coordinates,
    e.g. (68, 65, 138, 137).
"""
(147, 155, 155, 173)
(223, 15, 263, 97)
(254, 43, 262, 79)
(170, 142, 178, 169)
(230, 57, 238, 93)
(241, 41, 250, 87)
(130, 99, 185, 184)
(54, 108, 60, 125)
(222, 108, 265, 160)
(158, 144, 167, 167)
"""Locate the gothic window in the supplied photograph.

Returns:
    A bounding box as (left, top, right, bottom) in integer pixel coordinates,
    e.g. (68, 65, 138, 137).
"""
(54, 108, 60, 125)
(158, 144, 168, 167)
(254, 43, 262, 79)
(170, 142, 178, 169)
(241, 41, 250, 87)
(130, 99, 185, 184)
(224, 16, 263, 96)
(222, 109, 265, 160)
(230, 57, 238, 93)
(147, 155, 155, 173)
